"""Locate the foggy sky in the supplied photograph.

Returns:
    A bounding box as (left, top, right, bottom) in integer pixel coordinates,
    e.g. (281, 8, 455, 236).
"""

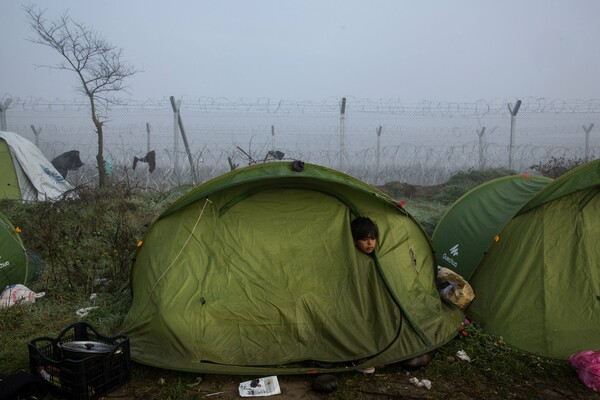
(2, 0, 600, 102)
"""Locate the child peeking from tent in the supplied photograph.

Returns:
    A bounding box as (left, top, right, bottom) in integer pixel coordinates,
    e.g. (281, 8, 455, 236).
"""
(351, 217, 378, 256)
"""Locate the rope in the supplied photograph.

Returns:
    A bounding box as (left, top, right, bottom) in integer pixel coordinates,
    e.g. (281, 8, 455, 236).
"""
(120, 198, 212, 333)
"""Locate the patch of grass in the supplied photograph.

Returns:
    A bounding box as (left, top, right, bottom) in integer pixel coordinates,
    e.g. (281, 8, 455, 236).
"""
(377, 181, 445, 202)
(3, 183, 162, 295)
(378, 168, 516, 237)
(1, 290, 82, 374)
(432, 167, 515, 205)
(402, 200, 447, 238)
(421, 322, 581, 399)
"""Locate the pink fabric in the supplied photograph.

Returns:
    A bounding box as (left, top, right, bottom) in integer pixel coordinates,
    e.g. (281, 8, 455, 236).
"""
(569, 351, 600, 391)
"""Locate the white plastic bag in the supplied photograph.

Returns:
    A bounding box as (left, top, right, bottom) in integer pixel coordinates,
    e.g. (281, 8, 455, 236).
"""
(0, 284, 45, 309)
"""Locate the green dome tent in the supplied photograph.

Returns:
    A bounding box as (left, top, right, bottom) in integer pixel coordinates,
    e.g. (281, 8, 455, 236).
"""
(0, 211, 40, 290)
(121, 162, 463, 374)
(432, 174, 553, 280)
(432, 160, 600, 359)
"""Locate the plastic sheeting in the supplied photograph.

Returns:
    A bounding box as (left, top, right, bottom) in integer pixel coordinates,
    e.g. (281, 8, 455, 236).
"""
(0, 131, 73, 201)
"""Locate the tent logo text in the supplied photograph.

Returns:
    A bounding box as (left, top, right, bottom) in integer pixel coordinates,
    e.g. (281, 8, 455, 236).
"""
(449, 244, 459, 256)
(441, 253, 458, 268)
(441, 244, 459, 269)
(42, 165, 66, 184)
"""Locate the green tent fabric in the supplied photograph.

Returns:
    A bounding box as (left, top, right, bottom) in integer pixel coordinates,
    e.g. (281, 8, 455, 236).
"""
(121, 162, 463, 374)
(433, 159, 600, 359)
(0, 212, 39, 290)
(0, 137, 22, 200)
(432, 174, 552, 279)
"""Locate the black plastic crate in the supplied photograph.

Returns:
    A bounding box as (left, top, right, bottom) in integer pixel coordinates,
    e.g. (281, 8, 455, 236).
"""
(28, 322, 131, 400)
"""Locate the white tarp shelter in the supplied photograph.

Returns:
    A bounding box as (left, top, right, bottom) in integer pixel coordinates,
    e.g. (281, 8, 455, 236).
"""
(0, 131, 74, 201)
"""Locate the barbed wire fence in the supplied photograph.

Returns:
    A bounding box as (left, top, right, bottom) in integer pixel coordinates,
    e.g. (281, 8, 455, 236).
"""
(1, 94, 599, 187)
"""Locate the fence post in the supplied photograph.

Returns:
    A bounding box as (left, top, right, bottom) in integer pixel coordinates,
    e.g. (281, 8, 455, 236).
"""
(171, 98, 181, 174)
(583, 123, 594, 159)
(339, 97, 346, 170)
(0, 98, 13, 131)
(146, 123, 151, 154)
(30, 125, 42, 147)
(477, 126, 486, 169)
(271, 125, 276, 150)
(508, 99, 522, 170)
(170, 96, 199, 185)
(376, 126, 382, 178)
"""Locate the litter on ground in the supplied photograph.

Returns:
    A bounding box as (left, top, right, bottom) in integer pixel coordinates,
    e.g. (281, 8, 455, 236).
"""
(0, 284, 45, 309)
(75, 306, 99, 317)
(409, 377, 432, 390)
(456, 350, 471, 362)
(239, 376, 281, 397)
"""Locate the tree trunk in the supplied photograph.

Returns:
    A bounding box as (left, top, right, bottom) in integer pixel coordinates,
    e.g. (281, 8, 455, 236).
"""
(95, 123, 106, 187)
(89, 94, 106, 187)
(26, 6, 138, 189)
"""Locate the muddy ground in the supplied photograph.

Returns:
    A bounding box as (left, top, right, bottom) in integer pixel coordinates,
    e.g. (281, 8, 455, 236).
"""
(103, 362, 599, 400)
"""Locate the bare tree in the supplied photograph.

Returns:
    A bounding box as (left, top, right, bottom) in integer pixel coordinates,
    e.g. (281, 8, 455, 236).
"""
(25, 4, 138, 187)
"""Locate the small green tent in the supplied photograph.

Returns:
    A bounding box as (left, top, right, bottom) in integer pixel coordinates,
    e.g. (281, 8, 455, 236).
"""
(0, 211, 39, 290)
(0, 131, 73, 201)
(432, 160, 600, 359)
(121, 162, 463, 374)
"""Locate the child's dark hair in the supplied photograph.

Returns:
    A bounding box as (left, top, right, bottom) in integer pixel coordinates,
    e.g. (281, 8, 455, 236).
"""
(351, 217, 379, 241)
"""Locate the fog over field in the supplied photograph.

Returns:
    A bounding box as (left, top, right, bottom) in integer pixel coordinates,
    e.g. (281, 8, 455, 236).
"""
(2, 1, 599, 184)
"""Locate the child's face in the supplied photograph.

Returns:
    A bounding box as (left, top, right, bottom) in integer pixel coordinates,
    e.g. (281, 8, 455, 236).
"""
(355, 236, 377, 255)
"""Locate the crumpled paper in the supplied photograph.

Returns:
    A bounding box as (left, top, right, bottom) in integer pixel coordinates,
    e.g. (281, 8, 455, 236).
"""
(409, 377, 432, 390)
(75, 306, 99, 317)
(239, 376, 281, 397)
(456, 350, 471, 362)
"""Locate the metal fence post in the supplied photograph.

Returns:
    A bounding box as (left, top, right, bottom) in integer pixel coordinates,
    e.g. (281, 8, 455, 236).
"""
(583, 123, 594, 159)
(376, 125, 382, 177)
(171, 98, 181, 174)
(271, 125, 276, 151)
(508, 99, 522, 170)
(146, 123, 151, 154)
(170, 96, 199, 184)
(0, 99, 13, 131)
(30, 125, 42, 147)
(477, 126, 486, 169)
(339, 97, 346, 170)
